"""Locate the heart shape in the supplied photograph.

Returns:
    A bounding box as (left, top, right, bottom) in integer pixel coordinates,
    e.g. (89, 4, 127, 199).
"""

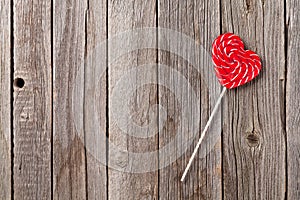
(212, 33, 262, 89)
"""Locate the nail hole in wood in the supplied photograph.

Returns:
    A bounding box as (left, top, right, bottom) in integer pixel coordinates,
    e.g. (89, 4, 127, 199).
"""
(14, 78, 25, 89)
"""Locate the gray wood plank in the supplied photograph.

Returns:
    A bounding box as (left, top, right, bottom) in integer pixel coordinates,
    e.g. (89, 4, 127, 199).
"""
(108, 0, 158, 199)
(53, 0, 88, 199)
(0, 0, 11, 198)
(13, 0, 52, 199)
(221, 0, 286, 199)
(286, 0, 300, 199)
(158, 0, 222, 199)
(85, 0, 108, 199)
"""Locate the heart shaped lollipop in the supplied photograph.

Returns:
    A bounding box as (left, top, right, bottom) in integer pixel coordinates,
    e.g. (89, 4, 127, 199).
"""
(212, 33, 262, 89)
(181, 33, 262, 181)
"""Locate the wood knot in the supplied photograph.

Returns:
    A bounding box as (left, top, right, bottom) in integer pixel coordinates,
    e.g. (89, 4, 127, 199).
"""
(246, 131, 260, 147)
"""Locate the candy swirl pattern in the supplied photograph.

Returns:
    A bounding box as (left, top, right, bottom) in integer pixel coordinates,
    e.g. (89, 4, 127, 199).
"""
(212, 33, 262, 89)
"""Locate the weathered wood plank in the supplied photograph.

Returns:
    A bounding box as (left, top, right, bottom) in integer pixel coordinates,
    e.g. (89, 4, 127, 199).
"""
(53, 0, 88, 199)
(85, 0, 108, 199)
(108, 0, 158, 199)
(286, 0, 300, 199)
(0, 0, 11, 198)
(158, 0, 222, 199)
(221, 0, 286, 199)
(13, 0, 52, 199)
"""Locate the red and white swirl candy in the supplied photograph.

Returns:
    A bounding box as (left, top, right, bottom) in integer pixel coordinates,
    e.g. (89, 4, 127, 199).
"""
(212, 33, 262, 89)
(181, 33, 263, 181)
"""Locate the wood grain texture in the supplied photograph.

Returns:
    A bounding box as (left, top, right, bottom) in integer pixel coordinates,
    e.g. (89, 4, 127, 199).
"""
(286, 0, 300, 199)
(158, 0, 222, 199)
(85, 0, 108, 199)
(0, 0, 11, 198)
(13, 0, 52, 199)
(221, 0, 286, 199)
(53, 0, 88, 199)
(108, 0, 158, 199)
(2, 1, 299, 199)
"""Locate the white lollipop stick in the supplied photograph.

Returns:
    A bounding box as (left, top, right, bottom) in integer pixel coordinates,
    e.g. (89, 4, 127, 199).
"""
(181, 87, 227, 182)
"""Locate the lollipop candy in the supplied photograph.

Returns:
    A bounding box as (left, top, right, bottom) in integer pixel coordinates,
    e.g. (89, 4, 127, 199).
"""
(181, 33, 262, 181)
(212, 33, 261, 89)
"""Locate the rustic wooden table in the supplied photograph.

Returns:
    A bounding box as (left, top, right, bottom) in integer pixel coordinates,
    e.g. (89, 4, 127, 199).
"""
(0, 0, 299, 199)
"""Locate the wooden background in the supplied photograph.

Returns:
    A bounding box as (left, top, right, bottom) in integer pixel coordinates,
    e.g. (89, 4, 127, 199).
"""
(0, 0, 299, 199)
